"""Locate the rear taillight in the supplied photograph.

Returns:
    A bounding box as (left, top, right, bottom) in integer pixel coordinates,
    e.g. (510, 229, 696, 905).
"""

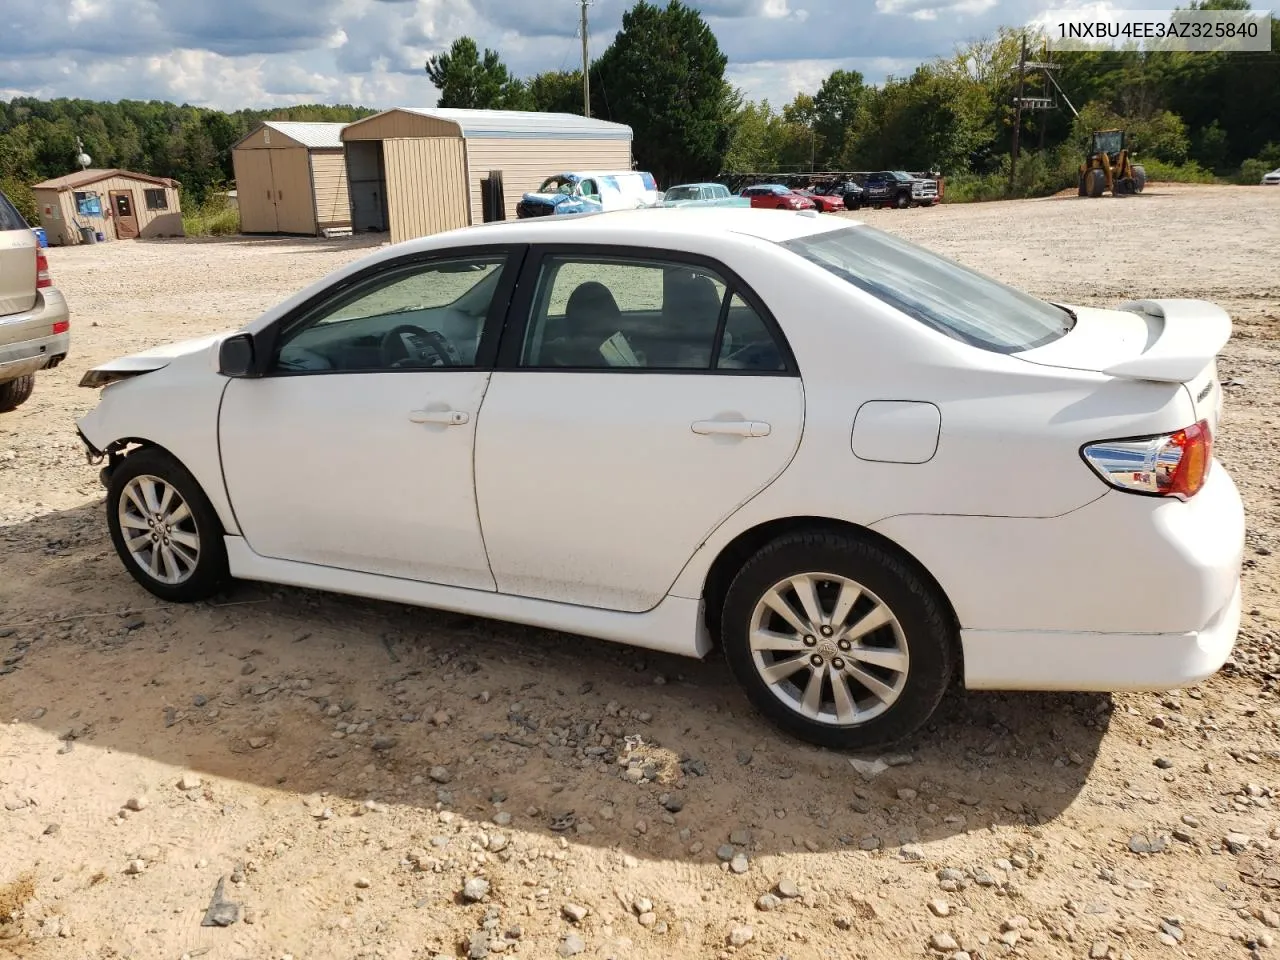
(52, 320, 69, 335)
(1081, 420, 1212, 501)
(36, 248, 51, 289)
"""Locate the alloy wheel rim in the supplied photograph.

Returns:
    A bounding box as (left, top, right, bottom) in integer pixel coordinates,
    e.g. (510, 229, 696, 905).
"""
(748, 572, 909, 727)
(118, 475, 201, 585)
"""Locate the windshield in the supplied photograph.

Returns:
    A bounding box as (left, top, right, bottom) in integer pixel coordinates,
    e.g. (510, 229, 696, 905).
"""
(1092, 131, 1124, 155)
(890, 171, 912, 181)
(780, 225, 1073, 353)
(664, 186, 699, 201)
(538, 176, 575, 195)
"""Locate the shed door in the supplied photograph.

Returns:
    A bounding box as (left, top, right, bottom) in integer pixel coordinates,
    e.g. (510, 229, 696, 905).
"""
(270, 147, 317, 235)
(110, 191, 139, 239)
(235, 150, 278, 233)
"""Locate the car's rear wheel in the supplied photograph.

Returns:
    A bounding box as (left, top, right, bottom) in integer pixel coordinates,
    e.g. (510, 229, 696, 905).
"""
(106, 447, 229, 603)
(721, 530, 955, 750)
(0, 374, 35, 412)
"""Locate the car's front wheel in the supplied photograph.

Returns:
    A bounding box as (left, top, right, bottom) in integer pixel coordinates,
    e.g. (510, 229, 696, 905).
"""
(106, 447, 229, 603)
(721, 530, 956, 750)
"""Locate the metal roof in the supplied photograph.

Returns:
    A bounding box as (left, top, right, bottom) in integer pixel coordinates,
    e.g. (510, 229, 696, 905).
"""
(387, 108, 632, 140)
(31, 168, 179, 191)
(257, 121, 348, 150)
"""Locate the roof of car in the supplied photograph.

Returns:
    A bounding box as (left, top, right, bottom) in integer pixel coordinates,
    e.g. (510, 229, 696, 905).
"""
(423, 207, 858, 248)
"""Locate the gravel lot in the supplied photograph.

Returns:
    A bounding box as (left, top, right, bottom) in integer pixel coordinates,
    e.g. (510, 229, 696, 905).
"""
(2, 183, 1279, 960)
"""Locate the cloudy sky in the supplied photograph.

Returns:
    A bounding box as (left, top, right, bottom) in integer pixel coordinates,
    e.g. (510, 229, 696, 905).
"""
(0, 0, 1048, 111)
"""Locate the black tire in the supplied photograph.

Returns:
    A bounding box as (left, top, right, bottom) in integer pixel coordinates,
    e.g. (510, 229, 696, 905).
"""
(895, 191, 910, 209)
(1087, 168, 1106, 198)
(0, 374, 35, 412)
(720, 529, 956, 751)
(1078, 171, 1088, 197)
(1132, 164, 1146, 193)
(106, 447, 229, 603)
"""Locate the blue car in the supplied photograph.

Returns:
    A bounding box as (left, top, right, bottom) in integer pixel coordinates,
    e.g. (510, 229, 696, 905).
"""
(516, 170, 661, 218)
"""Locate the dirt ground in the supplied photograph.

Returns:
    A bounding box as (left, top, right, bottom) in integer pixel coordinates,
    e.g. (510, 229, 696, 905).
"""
(2, 182, 1279, 960)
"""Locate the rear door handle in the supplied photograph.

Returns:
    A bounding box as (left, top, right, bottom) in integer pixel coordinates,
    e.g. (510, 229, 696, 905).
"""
(691, 419, 771, 438)
(409, 409, 469, 425)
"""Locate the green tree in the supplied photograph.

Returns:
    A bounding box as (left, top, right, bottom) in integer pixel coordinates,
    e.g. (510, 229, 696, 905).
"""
(591, 0, 735, 185)
(528, 70, 586, 114)
(812, 69, 864, 166)
(425, 37, 529, 109)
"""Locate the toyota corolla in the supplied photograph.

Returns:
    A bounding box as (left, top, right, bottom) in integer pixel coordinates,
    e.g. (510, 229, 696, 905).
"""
(75, 208, 1245, 750)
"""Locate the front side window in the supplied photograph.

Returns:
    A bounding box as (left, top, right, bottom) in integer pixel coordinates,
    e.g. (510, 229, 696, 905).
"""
(271, 255, 508, 374)
(781, 225, 1073, 354)
(518, 254, 789, 372)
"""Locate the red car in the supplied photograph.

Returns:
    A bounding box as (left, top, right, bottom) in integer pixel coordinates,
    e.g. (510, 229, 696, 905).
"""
(797, 189, 845, 213)
(739, 184, 817, 211)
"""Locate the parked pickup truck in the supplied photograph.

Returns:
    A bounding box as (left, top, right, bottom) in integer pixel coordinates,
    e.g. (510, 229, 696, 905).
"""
(0, 189, 69, 412)
(658, 183, 750, 208)
(862, 170, 938, 208)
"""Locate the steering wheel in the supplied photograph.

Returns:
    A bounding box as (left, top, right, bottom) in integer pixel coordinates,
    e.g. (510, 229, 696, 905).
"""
(379, 324, 458, 368)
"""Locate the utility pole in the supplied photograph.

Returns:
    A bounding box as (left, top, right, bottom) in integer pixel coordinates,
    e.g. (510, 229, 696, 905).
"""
(580, 0, 592, 117)
(1008, 33, 1027, 194)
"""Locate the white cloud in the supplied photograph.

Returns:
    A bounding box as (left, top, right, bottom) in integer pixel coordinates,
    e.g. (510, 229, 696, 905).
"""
(0, 0, 1032, 111)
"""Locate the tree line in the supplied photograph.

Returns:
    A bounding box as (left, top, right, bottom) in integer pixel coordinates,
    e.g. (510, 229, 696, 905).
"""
(1, 0, 1277, 223)
(0, 100, 375, 222)
(425, 0, 1280, 196)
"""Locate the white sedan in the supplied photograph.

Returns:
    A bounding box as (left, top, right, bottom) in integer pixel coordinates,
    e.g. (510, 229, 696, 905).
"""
(75, 208, 1245, 750)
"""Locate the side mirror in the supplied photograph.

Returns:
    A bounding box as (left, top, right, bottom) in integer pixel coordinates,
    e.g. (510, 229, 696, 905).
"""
(218, 333, 257, 378)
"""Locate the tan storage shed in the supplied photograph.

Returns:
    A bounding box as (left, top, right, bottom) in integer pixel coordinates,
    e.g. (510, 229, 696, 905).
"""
(31, 169, 183, 246)
(340, 108, 634, 243)
(231, 121, 353, 236)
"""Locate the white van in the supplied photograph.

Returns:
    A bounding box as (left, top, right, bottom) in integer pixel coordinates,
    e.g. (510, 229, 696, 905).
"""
(516, 170, 661, 218)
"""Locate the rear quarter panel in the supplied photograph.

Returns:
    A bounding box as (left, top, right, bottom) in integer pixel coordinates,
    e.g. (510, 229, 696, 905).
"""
(665, 236, 1199, 597)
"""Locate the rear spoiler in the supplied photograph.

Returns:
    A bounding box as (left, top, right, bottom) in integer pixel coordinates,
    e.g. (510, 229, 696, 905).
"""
(1105, 299, 1233, 383)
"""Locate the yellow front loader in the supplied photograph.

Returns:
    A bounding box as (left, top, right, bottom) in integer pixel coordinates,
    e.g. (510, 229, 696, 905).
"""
(1078, 129, 1147, 197)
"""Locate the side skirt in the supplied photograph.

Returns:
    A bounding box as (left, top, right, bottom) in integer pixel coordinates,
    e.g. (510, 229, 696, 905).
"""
(224, 537, 713, 658)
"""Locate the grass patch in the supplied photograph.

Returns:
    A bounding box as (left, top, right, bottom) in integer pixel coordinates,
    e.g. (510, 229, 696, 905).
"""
(183, 194, 240, 237)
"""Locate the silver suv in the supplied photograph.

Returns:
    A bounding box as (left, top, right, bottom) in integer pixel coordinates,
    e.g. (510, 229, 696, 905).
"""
(0, 190, 70, 411)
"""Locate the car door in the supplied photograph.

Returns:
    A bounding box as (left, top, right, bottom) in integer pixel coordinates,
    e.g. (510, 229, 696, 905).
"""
(218, 245, 524, 589)
(473, 246, 805, 613)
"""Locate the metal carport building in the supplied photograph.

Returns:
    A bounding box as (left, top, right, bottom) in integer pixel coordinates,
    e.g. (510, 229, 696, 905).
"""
(340, 108, 634, 243)
(231, 121, 353, 236)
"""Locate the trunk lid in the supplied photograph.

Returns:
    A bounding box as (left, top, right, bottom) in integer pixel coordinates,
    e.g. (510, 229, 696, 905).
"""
(1014, 298, 1230, 433)
(0, 195, 38, 317)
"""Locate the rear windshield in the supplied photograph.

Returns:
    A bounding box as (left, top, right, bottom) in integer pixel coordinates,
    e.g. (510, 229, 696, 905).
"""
(0, 191, 29, 231)
(780, 225, 1073, 353)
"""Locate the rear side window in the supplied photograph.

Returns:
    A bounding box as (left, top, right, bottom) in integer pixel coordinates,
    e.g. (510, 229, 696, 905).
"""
(0, 191, 29, 231)
(780, 225, 1073, 354)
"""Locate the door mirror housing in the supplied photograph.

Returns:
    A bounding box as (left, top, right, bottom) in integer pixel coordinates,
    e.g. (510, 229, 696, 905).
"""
(218, 333, 257, 378)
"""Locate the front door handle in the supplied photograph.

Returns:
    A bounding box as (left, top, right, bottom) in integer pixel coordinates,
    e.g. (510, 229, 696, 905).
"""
(692, 419, 771, 438)
(409, 409, 469, 425)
